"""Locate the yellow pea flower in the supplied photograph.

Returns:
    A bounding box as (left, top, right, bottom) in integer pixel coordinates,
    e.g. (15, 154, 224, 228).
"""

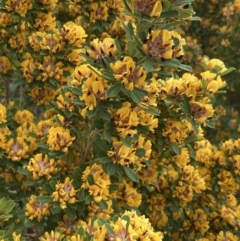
(52, 177, 77, 209)
(25, 195, 51, 222)
(47, 126, 75, 153)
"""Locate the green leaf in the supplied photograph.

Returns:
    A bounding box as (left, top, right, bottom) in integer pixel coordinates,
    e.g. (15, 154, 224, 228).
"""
(169, 142, 180, 155)
(179, 9, 193, 18)
(17, 168, 31, 176)
(173, 37, 180, 47)
(160, 59, 180, 68)
(97, 200, 108, 209)
(98, 106, 111, 121)
(185, 134, 203, 144)
(220, 67, 236, 76)
(85, 195, 93, 204)
(100, 156, 113, 164)
(139, 105, 160, 116)
(124, 22, 135, 41)
(97, 218, 107, 226)
(87, 174, 95, 185)
(94, 139, 109, 152)
(123, 166, 139, 182)
(135, 148, 146, 157)
(160, 10, 179, 18)
(182, 94, 191, 113)
(107, 83, 122, 98)
(71, 87, 82, 96)
(107, 163, 116, 175)
(179, 64, 192, 72)
(105, 223, 114, 235)
(37, 142, 49, 150)
(63, 205, 76, 219)
(78, 189, 87, 202)
(122, 215, 130, 231)
(190, 16, 201, 21)
(102, 71, 115, 82)
(43, 183, 53, 194)
(74, 167, 83, 179)
(0, 199, 15, 214)
(86, 108, 97, 119)
(205, 120, 215, 129)
(143, 58, 154, 73)
(67, 148, 74, 163)
(120, 137, 132, 148)
(36, 196, 53, 203)
(24, 218, 35, 228)
(109, 184, 119, 193)
(128, 89, 143, 104)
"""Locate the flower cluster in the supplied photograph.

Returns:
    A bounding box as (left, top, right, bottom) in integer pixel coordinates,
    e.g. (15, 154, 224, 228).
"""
(0, 0, 238, 241)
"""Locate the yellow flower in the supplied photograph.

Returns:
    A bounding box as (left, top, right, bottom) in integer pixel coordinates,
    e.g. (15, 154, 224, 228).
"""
(39, 56, 64, 82)
(111, 102, 139, 137)
(68, 234, 84, 241)
(217, 231, 238, 241)
(12, 232, 21, 241)
(72, 64, 99, 86)
(47, 126, 75, 153)
(0, 104, 6, 124)
(107, 138, 137, 166)
(8, 32, 26, 52)
(34, 12, 56, 31)
(40, 30, 63, 53)
(14, 109, 34, 124)
(132, 0, 162, 17)
(28, 32, 45, 51)
(38, 0, 58, 10)
(87, 37, 118, 61)
(62, 21, 87, 47)
(56, 91, 75, 112)
(110, 56, 147, 90)
(173, 185, 193, 206)
(89, 2, 109, 22)
(81, 164, 111, 202)
(5, 0, 32, 16)
(87, 200, 114, 219)
(81, 75, 108, 110)
(162, 120, 191, 144)
(0, 56, 11, 74)
(124, 183, 142, 207)
(27, 153, 57, 180)
(203, 57, 227, 74)
(29, 85, 56, 105)
(136, 108, 158, 131)
(0, 12, 13, 26)
(164, 77, 185, 97)
(25, 195, 51, 222)
(190, 98, 214, 124)
(5, 137, 28, 161)
(139, 161, 158, 184)
(173, 148, 190, 167)
(148, 210, 168, 229)
(143, 30, 174, 60)
(36, 119, 53, 138)
(57, 215, 80, 237)
(171, 30, 186, 59)
(67, 49, 85, 66)
(217, 170, 238, 194)
(21, 53, 38, 83)
(40, 231, 61, 241)
(52, 177, 77, 209)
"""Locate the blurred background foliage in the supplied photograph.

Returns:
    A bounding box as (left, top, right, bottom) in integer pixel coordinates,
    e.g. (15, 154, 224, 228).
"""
(183, 0, 240, 143)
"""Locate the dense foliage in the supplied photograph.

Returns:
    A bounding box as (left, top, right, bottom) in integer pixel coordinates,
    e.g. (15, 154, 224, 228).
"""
(0, 0, 239, 241)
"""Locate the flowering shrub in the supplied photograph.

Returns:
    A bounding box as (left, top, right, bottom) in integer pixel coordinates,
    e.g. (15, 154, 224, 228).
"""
(183, 0, 240, 142)
(0, 0, 238, 241)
